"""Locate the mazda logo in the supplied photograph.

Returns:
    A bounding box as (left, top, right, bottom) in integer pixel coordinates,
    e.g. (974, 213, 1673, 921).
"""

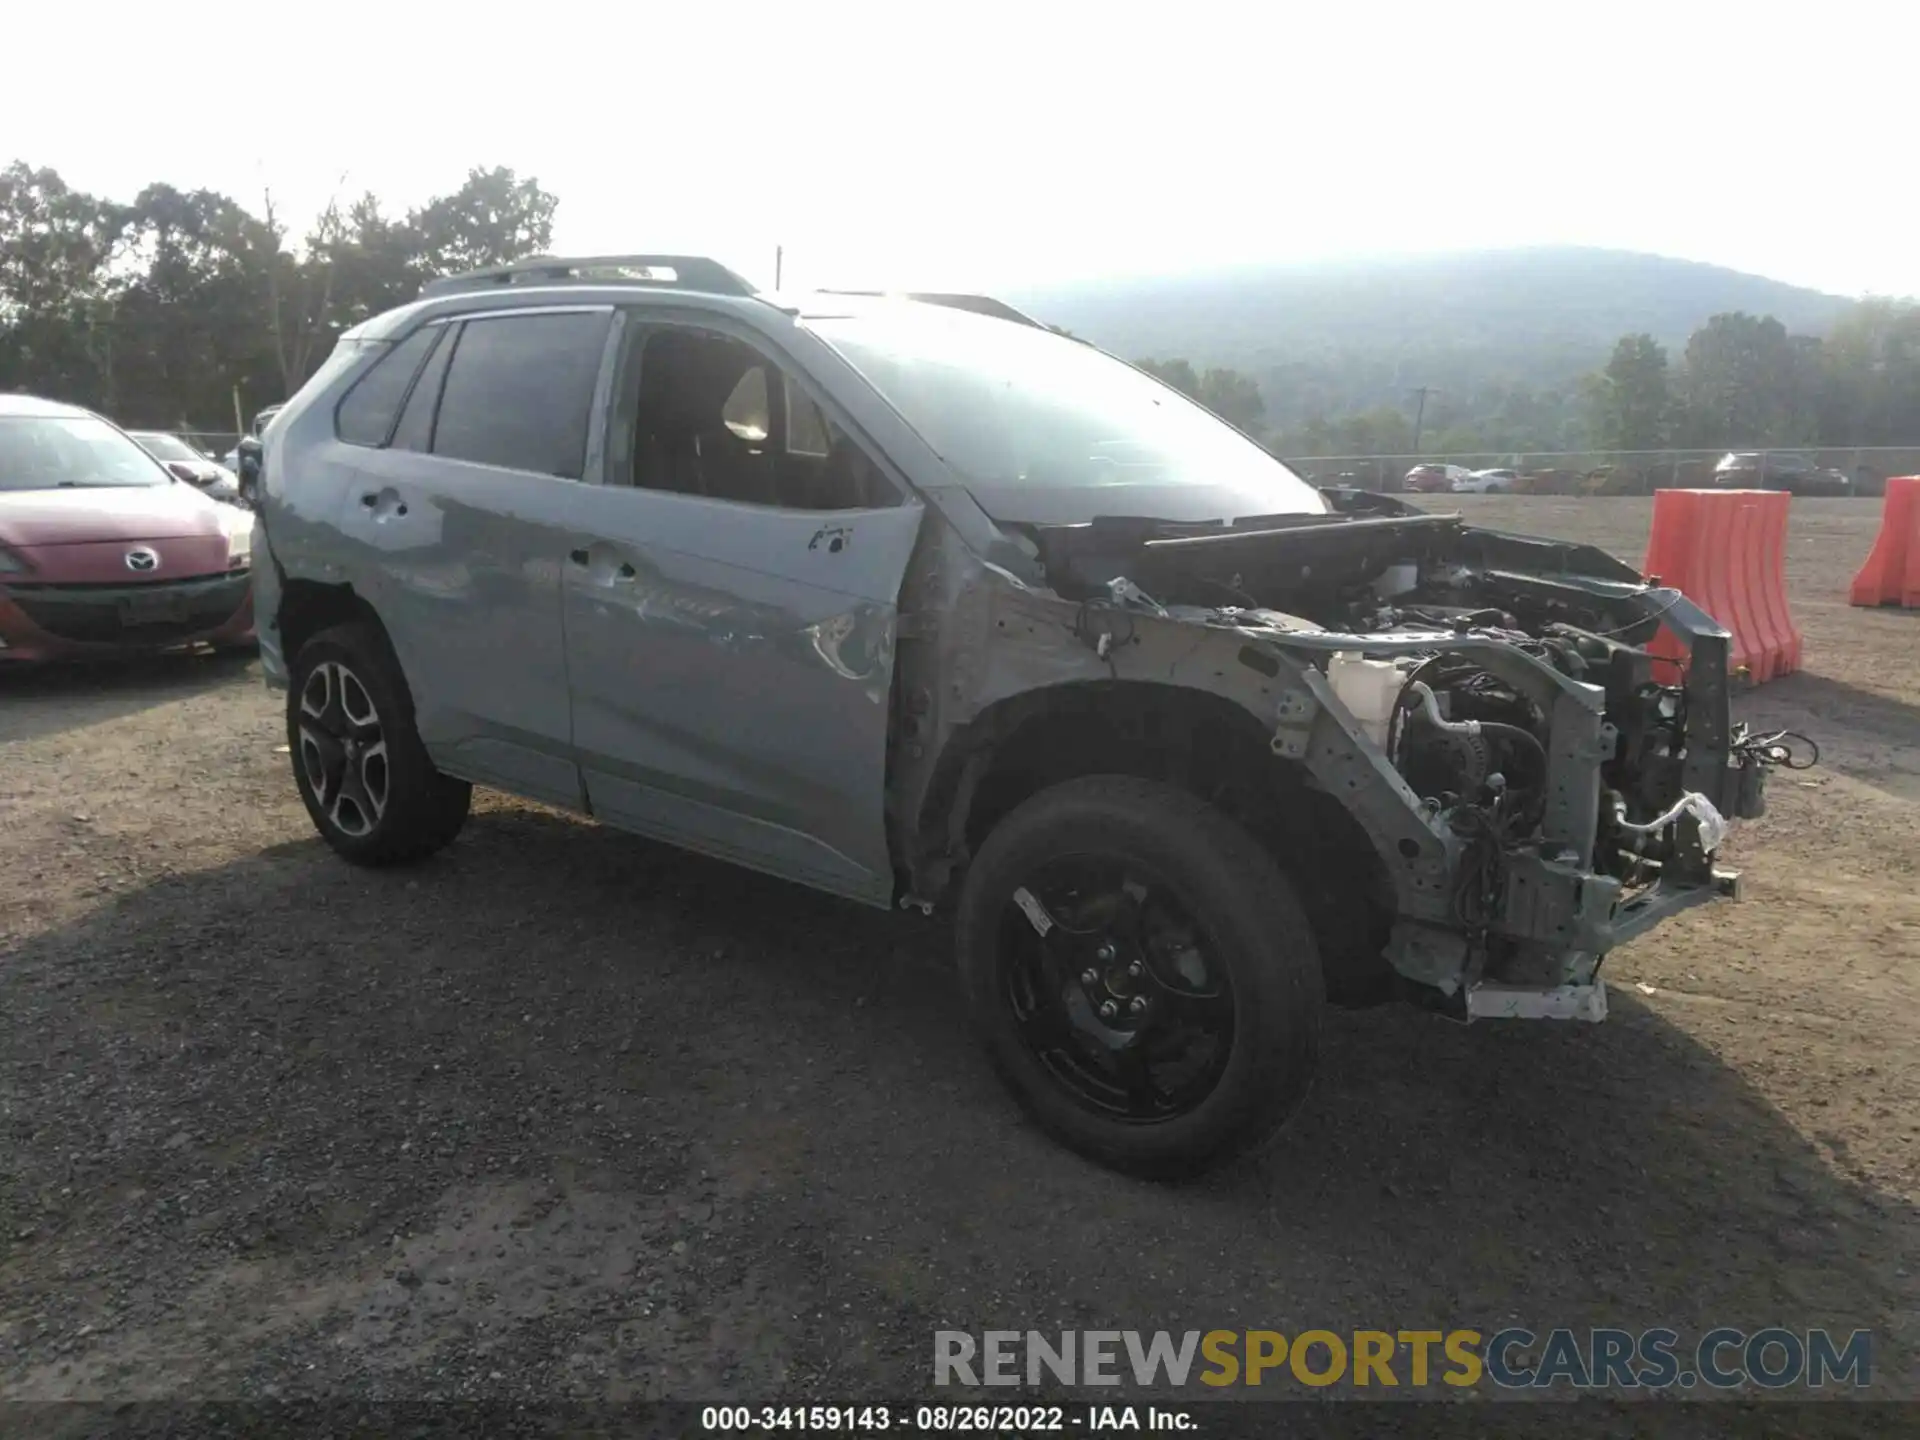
(124, 548, 159, 572)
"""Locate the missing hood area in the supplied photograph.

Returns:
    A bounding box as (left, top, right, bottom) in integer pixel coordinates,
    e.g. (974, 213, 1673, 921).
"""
(1000, 488, 1807, 1008)
(1017, 488, 1658, 647)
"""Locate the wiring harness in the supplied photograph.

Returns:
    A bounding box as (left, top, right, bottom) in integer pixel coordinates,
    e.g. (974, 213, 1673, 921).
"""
(1731, 723, 1820, 771)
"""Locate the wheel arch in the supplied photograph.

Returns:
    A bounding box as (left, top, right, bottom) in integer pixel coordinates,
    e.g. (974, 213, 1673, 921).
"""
(277, 579, 392, 669)
(909, 679, 1394, 999)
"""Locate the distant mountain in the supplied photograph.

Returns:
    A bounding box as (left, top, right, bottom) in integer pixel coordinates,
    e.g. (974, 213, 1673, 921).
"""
(1005, 247, 1855, 442)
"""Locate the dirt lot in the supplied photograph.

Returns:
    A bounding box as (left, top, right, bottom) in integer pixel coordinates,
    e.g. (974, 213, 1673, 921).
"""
(2, 496, 1916, 1421)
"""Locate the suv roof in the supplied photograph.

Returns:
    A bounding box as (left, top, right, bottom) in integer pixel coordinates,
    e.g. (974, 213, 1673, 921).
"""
(394, 252, 1047, 334)
(417, 253, 759, 301)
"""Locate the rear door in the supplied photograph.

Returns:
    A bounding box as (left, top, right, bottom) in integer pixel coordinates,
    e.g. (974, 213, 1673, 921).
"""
(560, 311, 922, 904)
(330, 306, 612, 807)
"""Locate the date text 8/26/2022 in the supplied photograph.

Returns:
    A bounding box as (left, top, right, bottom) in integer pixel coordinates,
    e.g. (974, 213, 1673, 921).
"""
(700, 1404, 1195, 1431)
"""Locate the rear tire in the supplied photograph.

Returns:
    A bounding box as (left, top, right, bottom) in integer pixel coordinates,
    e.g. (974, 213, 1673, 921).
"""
(956, 776, 1324, 1180)
(287, 623, 470, 866)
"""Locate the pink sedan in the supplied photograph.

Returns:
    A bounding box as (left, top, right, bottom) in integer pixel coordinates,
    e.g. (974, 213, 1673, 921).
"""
(0, 394, 255, 663)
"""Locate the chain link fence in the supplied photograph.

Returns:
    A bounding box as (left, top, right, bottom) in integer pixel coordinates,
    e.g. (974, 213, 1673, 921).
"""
(1283, 447, 1920, 497)
(147, 426, 1920, 498)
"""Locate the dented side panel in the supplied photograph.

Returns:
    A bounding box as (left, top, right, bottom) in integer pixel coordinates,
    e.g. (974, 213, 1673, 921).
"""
(563, 482, 925, 905)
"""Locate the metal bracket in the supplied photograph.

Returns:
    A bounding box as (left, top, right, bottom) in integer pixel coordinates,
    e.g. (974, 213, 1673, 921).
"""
(1467, 980, 1609, 1022)
(1269, 687, 1317, 759)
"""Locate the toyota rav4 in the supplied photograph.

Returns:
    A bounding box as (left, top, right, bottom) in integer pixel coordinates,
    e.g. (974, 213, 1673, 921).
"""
(252, 254, 1782, 1177)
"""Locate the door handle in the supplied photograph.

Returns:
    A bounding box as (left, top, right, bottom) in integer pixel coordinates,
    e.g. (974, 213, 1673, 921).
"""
(567, 547, 634, 580)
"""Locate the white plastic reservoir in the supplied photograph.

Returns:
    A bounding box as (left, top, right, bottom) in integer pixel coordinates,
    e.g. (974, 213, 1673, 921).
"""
(1326, 653, 1415, 750)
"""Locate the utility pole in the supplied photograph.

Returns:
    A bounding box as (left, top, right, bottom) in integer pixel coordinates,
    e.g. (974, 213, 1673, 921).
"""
(1410, 386, 1436, 455)
(774, 245, 784, 289)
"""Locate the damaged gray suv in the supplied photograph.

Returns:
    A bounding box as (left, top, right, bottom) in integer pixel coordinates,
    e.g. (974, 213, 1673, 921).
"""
(254, 254, 1780, 1177)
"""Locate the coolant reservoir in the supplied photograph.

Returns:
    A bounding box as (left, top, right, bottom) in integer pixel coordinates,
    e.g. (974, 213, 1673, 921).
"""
(1326, 653, 1414, 751)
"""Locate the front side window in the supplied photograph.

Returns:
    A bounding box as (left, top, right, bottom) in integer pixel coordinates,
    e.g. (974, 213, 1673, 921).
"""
(431, 311, 610, 478)
(810, 305, 1323, 525)
(786, 376, 832, 458)
(622, 324, 892, 511)
(0, 417, 171, 491)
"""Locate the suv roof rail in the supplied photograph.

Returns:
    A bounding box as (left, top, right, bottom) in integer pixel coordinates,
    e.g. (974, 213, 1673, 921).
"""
(419, 253, 757, 300)
(813, 290, 1048, 329)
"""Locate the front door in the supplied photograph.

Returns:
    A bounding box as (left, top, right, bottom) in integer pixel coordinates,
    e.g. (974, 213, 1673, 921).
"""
(562, 318, 922, 904)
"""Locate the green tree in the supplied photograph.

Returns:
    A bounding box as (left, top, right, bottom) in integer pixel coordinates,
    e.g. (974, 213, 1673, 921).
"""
(0, 162, 128, 410)
(0, 160, 562, 428)
(1196, 366, 1264, 433)
(1134, 356, 1265, 434)
(405, 166, 558, 277)
(111, 183, 281, 426)
(1674, 312, 1814, 447)
(1816, 297, 1920, 447)
(1583, 333, 1672, 450)
(1429, 424, 1486, 456)
(1283, 405, 1415, 457)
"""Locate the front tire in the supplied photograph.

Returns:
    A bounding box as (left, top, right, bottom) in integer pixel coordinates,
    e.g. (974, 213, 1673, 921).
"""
(956, 776, 1324, 1180)
(287, 623, 470, 866)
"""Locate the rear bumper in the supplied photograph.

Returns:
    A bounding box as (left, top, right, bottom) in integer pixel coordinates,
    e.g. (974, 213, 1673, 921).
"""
(250, 544, 290, 690)
(0, 572, 254, 662)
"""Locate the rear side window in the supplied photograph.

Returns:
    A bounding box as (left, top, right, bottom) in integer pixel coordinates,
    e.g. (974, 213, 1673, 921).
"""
(335, 327, 442, 447)
(431, 312, 611, 478)
(390, 324, 456, 453)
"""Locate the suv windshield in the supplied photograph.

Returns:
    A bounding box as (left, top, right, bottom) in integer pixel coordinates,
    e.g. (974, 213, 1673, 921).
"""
(809, 306, 1324, 525)
(133, 432, 203, 463)
(0, 416, 171, 492)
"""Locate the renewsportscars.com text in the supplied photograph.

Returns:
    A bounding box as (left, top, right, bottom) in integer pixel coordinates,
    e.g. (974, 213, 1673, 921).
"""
(934, 1328, 1872, 1391)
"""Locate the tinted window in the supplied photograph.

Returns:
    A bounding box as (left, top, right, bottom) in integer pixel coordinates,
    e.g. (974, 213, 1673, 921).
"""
(625, 326, 892, 510)
(787, 375, 831, 458)
(721, 366, 770, 442)
(432, 312, 610, 478)
(390, 323, 456, 453)
(336, 327, 441, 447)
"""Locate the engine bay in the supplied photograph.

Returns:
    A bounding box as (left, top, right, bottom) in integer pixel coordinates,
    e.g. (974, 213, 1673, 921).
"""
(1018, 490, 1802, 934)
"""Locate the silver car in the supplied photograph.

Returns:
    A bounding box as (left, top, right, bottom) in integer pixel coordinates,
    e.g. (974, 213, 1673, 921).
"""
(1454, 468, 1519, 494)
(254, 254, 1779, 1177)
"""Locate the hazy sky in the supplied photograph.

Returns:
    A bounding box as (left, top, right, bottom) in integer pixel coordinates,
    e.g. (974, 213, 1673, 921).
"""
(8, 0, 1912, 297)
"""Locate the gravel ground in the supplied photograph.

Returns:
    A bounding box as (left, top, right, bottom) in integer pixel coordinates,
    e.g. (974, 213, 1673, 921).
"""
(1, 496, 1916, 1427)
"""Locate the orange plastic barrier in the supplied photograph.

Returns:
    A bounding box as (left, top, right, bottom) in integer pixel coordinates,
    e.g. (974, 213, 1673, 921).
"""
(1848, 475, 1920, 608)
(1642, 488, 1803, 683)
